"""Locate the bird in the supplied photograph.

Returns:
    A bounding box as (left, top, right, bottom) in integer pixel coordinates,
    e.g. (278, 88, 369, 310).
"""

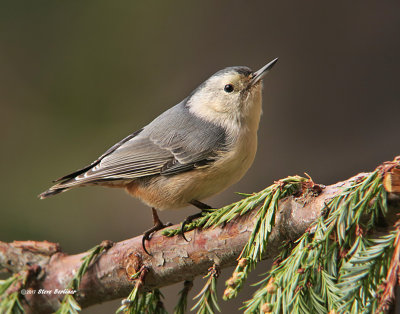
(39, 58, 278, 254)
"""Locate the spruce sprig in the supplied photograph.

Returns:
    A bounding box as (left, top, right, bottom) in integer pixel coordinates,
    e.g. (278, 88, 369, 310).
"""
(162, 176, 307, 304)
(223, 176, 307, 301)
(162, 176, 306, 237)
(118, 289, 168, 314)
(174, 280, 193, 314)
(133, 289, 168, 314)
(116, 266, 168, 314)
(376, 219, 400, 312)
(191, 264, 220, 314)
(337, 232, 395, 313)
(0, 272, 27, 314)
(243, 169, 391, 313)
(56, 241, 111, 314)
(116, 266, 148, 313)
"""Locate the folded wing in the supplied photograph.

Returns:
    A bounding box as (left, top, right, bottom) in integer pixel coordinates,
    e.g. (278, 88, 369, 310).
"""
(39, 101, 227, 198)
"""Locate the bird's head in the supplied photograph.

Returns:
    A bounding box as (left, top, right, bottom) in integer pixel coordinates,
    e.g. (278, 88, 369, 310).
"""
(187, 58, 278, 132)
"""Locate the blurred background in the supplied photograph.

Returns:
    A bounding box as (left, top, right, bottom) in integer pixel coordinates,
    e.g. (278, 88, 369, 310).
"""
(1, 1, 399, 312)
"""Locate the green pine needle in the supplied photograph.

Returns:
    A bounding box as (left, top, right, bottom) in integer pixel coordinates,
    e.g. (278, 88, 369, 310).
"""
(56, 242, 110, 314)
(116, 283, 141, 314)
(192, 264, 220, 314)
(162, 176, 307, 237)
(0, 275, 19, 296)
(223, 176, 307, 301)
(0, 291, 25, 314)
(163, 176, 307, 304)
(243, 168, 394, 313)
(3, 163, 397, 314)
(116, 266, 168, 314)
(174, 280, 193, 314)
(56, 294, 81, 314)
(0, 271, 29, 314)
(116, 266, 146, 313)
(117, 288, 168, 314)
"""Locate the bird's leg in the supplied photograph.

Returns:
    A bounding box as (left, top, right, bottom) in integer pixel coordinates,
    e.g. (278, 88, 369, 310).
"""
(142, 207, 172, 255)
(191, 200, 213, 210)
(181, 200, 213, 241)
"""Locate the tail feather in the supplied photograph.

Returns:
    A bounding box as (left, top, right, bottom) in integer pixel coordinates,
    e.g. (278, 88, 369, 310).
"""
(40, 128, 143, 199)
(40, 165, 95, 199)
(38, 185, 70, 199)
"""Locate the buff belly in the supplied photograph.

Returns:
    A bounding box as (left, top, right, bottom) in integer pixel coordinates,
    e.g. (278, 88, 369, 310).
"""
(125, 132, 258, 210)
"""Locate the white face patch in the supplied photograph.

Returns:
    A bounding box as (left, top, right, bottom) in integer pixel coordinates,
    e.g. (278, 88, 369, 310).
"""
(187, 69, 263, 135)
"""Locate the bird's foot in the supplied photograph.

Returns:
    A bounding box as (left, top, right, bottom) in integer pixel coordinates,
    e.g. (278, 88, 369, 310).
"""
(180, 200, 214, 242)
(142, 208, 172, 255)
(180, 212, 204, 242)
(142, 221, 173, 255)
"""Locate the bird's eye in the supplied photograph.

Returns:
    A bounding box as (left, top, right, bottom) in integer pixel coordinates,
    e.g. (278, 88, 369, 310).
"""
(224, 84, 234, 93)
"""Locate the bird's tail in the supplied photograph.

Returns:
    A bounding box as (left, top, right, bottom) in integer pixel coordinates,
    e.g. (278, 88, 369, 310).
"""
(38, 162, 98, 199)
(38, 184, 71, 199)
(38, 175, 85, 199)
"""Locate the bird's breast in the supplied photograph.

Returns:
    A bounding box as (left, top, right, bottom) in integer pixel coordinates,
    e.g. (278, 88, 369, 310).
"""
(211, 127, 258, 186)
(126, 127, 258, 211)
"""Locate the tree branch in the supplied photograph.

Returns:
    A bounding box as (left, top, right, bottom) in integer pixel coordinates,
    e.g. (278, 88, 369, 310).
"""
(1, 172, 400, 313)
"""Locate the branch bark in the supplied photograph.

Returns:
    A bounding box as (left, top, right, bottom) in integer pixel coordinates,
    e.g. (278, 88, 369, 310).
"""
(1, 172, 400, 313)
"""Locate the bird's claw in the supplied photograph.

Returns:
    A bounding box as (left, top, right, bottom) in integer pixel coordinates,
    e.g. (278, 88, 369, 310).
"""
(180, 212, 203, 242)
(142, 222, 172, 255)
(142, 231, 153, 256)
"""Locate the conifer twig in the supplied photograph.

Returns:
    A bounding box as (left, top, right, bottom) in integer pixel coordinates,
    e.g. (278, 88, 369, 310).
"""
(174, 280, 193, 314)
(1, 164, 400, 313)
(191, 264, 220, 314)
(376, 220, 400, 313)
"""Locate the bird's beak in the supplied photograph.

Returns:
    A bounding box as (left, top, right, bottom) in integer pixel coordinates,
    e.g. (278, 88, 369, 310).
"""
(249, 58, 278, 86)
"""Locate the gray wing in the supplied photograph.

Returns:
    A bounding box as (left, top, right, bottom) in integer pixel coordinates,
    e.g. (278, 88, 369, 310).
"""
(57, 100, 227, 186)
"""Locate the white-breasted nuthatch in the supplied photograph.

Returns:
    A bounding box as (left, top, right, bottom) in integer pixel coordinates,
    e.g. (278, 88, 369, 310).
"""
(40, 58, 278, 254)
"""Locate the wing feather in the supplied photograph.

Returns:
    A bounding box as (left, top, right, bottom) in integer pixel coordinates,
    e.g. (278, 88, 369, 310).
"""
(55, 100, 227, 187)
